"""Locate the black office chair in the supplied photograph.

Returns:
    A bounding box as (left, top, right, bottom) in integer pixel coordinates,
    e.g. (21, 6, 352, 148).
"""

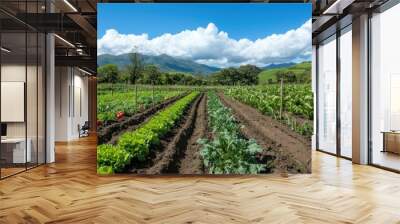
(79, 121, 90, 138)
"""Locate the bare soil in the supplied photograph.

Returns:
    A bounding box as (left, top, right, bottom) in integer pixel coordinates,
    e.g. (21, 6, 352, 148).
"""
(98, 94, 186, 145)
(218, 92, 311, 173)
(178, 93, 207, 174)
(132, 93, 207, 175)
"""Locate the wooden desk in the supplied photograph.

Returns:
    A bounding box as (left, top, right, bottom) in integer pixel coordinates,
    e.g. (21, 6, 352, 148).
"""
(1, 138, 31, 163)
(382, 131, 400, 154)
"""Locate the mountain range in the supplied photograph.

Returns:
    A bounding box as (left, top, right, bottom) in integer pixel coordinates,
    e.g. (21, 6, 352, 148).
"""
(98, 53, 219, 75)
(98, 53, 300, 75)
(262, 62, 296, 70)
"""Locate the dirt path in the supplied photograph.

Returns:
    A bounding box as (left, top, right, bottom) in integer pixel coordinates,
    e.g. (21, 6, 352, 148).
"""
(218, 92, 311, 173)
(178, 93, 207, 174)
(98, 93, 187, 145)
(138, 93, 204, 174)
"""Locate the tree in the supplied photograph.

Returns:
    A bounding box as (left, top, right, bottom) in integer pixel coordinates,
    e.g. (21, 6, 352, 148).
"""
(143, 65, 161, 104)
(97, 64, 119, 83)
(126, 51, 144, 105)
(238, 64, 261, 85)
(97, 64, 119, 94)
(142, 65, 161, 85)
(275, 71, 285, 82)
(286, 72, 297, 83)
(119, 68, 130, 84)
(209, 65, 261, 85)
(126, 52, 144, 85)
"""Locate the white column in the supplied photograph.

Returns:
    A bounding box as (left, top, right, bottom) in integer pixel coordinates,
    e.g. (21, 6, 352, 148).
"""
(312, 45, 317, 151)
(46, 33, 55, 163)
(352, 14, 369, 164)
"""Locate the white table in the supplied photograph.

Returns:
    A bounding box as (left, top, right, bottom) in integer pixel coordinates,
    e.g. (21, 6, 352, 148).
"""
(1, 138, 31, 163)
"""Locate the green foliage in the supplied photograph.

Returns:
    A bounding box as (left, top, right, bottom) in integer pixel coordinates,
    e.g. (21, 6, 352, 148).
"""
(98, 61, 208, 86)
(198, 92, 268, 174)
(258, 61, 311, 84)
(210, 65, 261, 85)
(141, 65, 161, 85)
(97, 64, 119, 83)
(97, 92, 199, 174)
(224, 85, 313, 137)
(97, 85, 182, 122)
(97, 165, 114, 175)
(126, 52, 144, 85)
(97, 144, 132, 174)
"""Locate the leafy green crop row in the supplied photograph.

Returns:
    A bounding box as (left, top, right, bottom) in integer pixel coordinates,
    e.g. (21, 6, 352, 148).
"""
(224, 85, 313, 137)
(97, 85, 182, 122)
(198, 92, 269, 174)
(97, 91, 199, 174)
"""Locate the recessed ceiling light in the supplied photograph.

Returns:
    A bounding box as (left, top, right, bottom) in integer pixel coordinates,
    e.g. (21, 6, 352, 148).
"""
(63, 0, 78, 12)
(1, 47, 11, 53)
(54, 34, 75, 48)
(78, 67, 92, 76)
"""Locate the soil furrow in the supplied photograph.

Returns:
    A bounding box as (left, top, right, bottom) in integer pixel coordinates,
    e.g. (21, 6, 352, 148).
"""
(217, 92, 311, 173)
(136, 93, 203, 174)
(98, 93, 187, 145)
(178, 93, 207, 174)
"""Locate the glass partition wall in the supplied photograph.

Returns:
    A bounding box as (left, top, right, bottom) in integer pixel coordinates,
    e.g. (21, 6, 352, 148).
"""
(0, 2, 46, 179)
(370, 3, 400, 171)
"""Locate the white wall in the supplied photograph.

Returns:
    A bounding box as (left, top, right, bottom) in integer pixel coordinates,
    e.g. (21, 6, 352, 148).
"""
(54, 67, 89, 141)
(55, 66, 69, 141)
(1, 63, 46, 164)
(1, 65, 26, 139)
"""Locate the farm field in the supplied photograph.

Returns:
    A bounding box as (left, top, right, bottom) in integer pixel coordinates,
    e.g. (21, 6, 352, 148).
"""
(96, 2, 312, 176)
(225, 84, 313, 137)
(97, 84, 187, 123)
(97, 84, 312, 175)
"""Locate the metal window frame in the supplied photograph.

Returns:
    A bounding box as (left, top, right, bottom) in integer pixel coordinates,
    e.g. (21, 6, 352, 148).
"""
(315, 18, 353, 161)
(367, 0, 400, 173)
(315, 0, 400, 172)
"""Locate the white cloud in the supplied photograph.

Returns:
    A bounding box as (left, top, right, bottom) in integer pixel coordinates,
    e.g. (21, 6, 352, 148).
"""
(97, 20, 311, 68)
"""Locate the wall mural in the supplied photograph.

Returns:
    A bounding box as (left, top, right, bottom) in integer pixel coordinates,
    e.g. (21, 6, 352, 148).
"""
(96, 3, 313, 175)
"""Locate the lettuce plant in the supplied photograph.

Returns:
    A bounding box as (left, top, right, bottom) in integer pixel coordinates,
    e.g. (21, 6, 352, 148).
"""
(97, 91, 199, 173)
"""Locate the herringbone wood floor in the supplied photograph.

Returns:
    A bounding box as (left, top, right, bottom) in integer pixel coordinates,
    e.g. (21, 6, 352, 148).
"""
(1, 136, 400, 224)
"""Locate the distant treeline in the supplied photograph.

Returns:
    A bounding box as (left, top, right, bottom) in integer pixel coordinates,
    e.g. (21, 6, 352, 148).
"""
(97, 53, 309, 86)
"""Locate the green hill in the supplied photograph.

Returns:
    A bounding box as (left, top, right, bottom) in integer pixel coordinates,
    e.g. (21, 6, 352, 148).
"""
(98, 53, 219, 75)
(258, 61, 311, 84)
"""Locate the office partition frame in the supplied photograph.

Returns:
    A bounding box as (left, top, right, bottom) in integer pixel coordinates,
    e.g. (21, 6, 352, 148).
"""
(0, 0, 48, 180)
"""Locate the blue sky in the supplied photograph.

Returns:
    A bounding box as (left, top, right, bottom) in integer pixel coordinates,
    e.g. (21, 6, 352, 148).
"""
(97, 3, 312, 68)
(98, 3, 311, 40)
